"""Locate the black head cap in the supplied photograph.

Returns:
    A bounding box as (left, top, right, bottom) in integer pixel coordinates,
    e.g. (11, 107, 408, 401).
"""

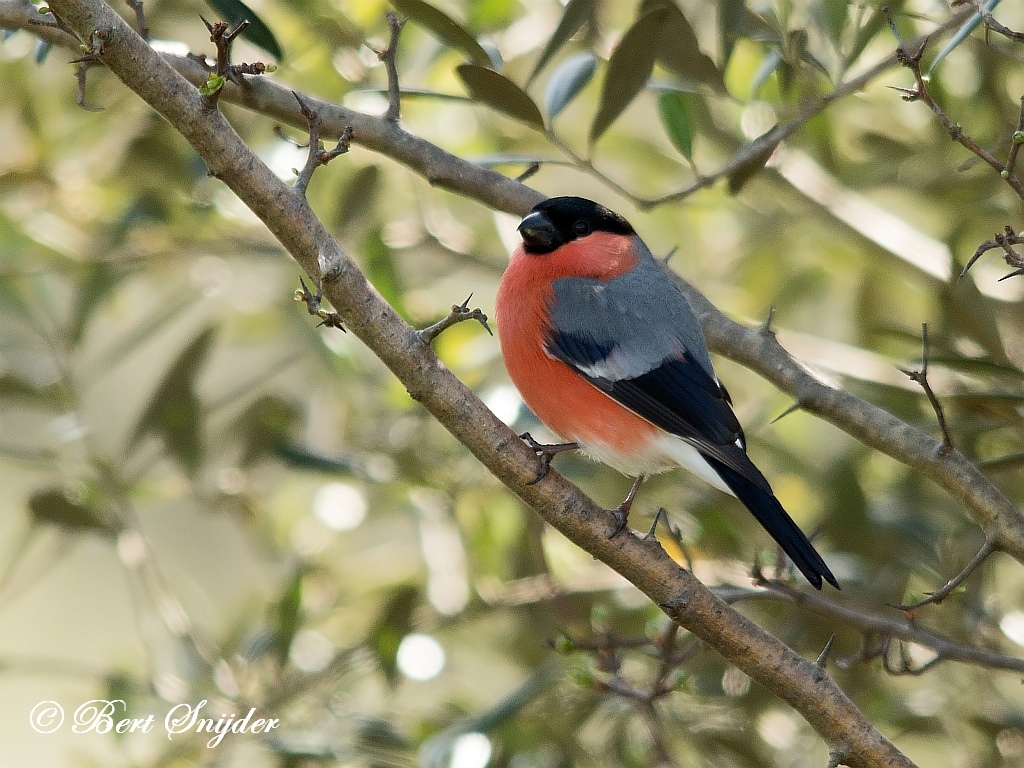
(518, 196, 635, 254)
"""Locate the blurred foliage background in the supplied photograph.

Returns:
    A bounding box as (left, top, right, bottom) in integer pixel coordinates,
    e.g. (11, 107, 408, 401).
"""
(2, 0, 1024, 765)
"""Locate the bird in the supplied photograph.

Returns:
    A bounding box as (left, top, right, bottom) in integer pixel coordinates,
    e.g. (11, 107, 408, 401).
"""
(495, 196, 837, 590)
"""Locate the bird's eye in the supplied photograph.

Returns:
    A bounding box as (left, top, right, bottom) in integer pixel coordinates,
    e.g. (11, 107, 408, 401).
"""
(573, 221, 591, 236)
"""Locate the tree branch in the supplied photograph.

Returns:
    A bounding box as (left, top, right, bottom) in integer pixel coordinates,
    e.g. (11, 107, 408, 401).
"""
(900, 323, 954, 457)
(735, 581, 1024, 674)
(37, 0, 916, 763)
(376, 11, 404, 122)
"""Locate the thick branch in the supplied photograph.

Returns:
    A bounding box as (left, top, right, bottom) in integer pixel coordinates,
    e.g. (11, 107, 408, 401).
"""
(39, 0, 913, 763)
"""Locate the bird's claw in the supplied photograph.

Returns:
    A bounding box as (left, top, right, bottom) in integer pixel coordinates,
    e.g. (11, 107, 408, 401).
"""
(643, 508, 666, 541)
(519, 432, 578, 484)
(607, 506, 629, 539)
(606, 475, 645, 538)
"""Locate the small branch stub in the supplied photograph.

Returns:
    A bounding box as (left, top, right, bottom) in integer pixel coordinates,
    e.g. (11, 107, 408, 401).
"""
(295, 276, 345, 330)
(518, 432, 579, 485)
(292, 93, 354, 195)
(960, 225, 1024, 281)
(376, 12, 405, 122)
(815, 634, 837, 669)
(901, 323, 953, 458)
(199, 16, 251, 108)
(70, 26, 111, 111)
(416, 294, 492, 345)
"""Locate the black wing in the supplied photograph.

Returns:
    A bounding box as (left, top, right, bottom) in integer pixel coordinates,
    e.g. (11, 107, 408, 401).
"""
(545, 258, 767, 491)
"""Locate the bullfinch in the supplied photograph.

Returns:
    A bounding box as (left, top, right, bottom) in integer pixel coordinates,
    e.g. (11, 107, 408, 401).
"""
(495, 196, 837, 590)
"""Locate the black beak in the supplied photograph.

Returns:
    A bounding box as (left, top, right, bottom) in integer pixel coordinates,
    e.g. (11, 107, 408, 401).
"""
(518, 210, 560, 253)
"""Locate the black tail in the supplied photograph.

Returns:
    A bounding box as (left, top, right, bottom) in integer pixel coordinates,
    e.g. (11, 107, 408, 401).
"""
(704, 456, 838, 590)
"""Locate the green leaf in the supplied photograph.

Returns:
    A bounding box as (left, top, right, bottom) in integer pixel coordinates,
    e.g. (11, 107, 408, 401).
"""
(822, 0, 849, 46)
(456, 64, 544, 128)
(130, 327, 217, 475)
(274, 570, 305, 667)
(29, 488, 109, 534)
(0, 375, 60, 406)
(544, 52, 597, 120)
(334, 164, 382, 231)
(743, 7, 781, 43)
(199, 74, 226, 97)
(751, 3, 783, 37)
(642, 0, 726, 93)
(590, 8, 669, 144)
(979, 452, 1024, 473)
(751, 48, 783, 96)
(798, 47, 832, 81)
(718, 0, 746, 67)
(361, 227, 406, 316)
(528, 0, 596, 84)
(92, 294, 198, 375)
(928, 0, 1001, 76)
(104, 672, 138, 742)
(391, 0, 491, 67)
(237, 395, 300, 467)
(657, 91, 694, 160)
(69, 263, 125, 345)
(927, 356, 1024, 381)
(205, 0, 283, 61)
(945, 277, 1008, 362)
(845, 2, 896, 72)
(368, 585, 420, 687)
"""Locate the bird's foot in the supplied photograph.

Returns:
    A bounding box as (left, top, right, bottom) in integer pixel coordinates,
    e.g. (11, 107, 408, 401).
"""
(643, 507, 666, 541)
(607, 475, 645, 539)
(607, 507, 629, 538)
(519, 432, 579, 484)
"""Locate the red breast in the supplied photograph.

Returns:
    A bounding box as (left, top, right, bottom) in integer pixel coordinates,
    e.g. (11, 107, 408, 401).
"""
(496, 233, 661, 462)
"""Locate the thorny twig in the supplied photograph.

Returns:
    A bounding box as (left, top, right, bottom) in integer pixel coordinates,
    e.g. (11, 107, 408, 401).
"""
(1004, 97, 1024, 178)
(896, 540, 996, 610)
(199, 16, 249, 108)
(885, 5, 1024, 200)
(893, 4, 1024, 281)
(856, 633, 943, 676)
(292, 93, 354, 195)
(900, 323, 954, 457)
(295, 276, 345, 330)
(416, 294, 492, 345)
(747, 578, 1024, 674)
(69, 26, 110, 111)
(960, 225, 1024, 280)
